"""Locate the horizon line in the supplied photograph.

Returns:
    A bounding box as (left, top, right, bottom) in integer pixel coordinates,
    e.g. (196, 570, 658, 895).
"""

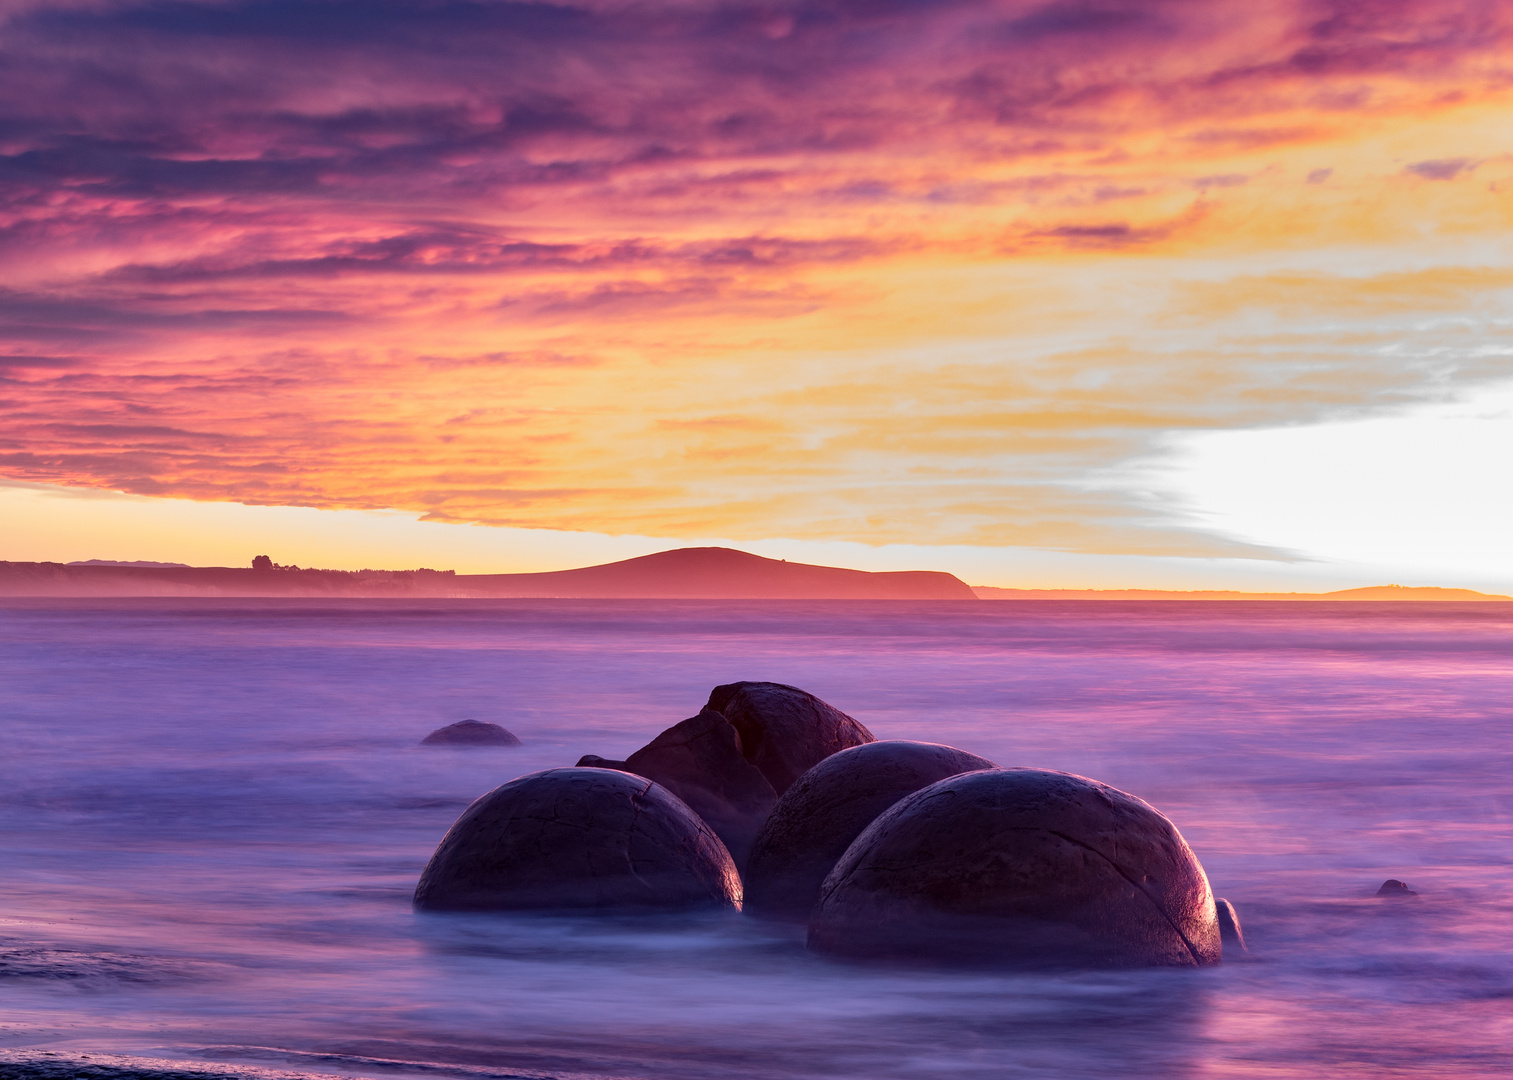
(4, 551, 1509, 602)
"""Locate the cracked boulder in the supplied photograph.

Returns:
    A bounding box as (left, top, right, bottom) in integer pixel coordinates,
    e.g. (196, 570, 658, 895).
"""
(706, 681, 875, 796)
(807, 768, 1222, 968)
(413, 767, 741, 912)
(589, 682, 876, 869)
(744, 740, 997, 921)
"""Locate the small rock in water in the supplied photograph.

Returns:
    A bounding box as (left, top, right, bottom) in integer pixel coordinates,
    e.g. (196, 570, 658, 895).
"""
(1376, 879, 1419, 897)
(1215, 898, 1246, 953)
(808, 768, 1223, 968)
(744, 740, 997, 921)
(576, 754, 628, 770)
(421, 719, 521, 746)
(414, 767, 741, 912)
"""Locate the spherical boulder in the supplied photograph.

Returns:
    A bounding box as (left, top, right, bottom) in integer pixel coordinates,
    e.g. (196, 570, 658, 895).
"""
(421, 719, 521, 746)
(414, 768, 741, 912)
(808, 768, 1222, 968)
(744, 740, 997, 921)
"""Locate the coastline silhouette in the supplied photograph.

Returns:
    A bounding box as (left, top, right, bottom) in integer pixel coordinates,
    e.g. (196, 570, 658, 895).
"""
(1, 548, 1504, 600)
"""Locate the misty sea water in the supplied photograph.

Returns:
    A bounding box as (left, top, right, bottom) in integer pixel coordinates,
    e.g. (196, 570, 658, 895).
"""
(1, 598, 1510, 1079)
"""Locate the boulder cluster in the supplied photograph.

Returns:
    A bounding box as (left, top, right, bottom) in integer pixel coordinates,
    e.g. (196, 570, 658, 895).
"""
(414, 681, 1236, 968)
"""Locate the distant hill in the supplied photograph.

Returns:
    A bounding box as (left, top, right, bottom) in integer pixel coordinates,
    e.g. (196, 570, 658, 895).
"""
(68, 559, 191, 568)
(0, 547, 976, 600)
(464, 547, 975, 599)
(1319, 585, 1511, 601)
(972, 584, 1512, 601)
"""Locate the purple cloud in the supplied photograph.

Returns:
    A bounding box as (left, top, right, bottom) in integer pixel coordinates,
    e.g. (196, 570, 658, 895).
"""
(1405, 157, 1473, 180)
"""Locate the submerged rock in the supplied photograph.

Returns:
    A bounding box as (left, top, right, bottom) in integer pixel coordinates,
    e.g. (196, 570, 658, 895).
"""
(707, 681, 875, 795)
(1376, 879, 1419, 898)
(1215, 898, 1246, 954)
(413, 767, 741, 912)
(421, 719, 521, 747)
(808, 768, 1222, 968)
(624, 708, 778, 869)
(745, 740, 997, 921)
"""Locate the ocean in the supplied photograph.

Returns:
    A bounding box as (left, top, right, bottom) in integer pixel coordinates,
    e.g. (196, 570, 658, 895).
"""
(1, 599, 1510, 1079)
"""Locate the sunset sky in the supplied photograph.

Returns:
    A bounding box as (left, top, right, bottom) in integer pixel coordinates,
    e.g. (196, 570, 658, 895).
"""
(2, 0, 1511, 589)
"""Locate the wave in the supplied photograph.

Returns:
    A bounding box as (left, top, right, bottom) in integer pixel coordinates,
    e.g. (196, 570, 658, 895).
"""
(0, 1048, 556, 1080)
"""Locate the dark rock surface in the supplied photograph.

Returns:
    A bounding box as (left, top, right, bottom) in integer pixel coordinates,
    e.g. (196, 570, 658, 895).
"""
(1215, 898, 1246, 953)
(744, 740, 997, 921)
(706, 681, 875, 795)
(413, 767, 741, 912)
(808, 768, 1222, 968)
(623, 708, 779, 869)
(420, 719, 521, 746)
(1376, 879, 1419, 897)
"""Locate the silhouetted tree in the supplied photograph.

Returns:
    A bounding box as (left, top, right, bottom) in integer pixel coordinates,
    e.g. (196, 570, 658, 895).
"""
(252, 555, 274, 571)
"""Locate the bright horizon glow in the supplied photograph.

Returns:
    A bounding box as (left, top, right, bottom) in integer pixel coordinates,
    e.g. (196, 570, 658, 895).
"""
(1155, 381, 1513, 593)
(6, 473, 1507, 594)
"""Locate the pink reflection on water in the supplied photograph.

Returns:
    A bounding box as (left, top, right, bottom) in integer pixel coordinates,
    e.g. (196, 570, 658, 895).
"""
(0, 599, 1509, 1078)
